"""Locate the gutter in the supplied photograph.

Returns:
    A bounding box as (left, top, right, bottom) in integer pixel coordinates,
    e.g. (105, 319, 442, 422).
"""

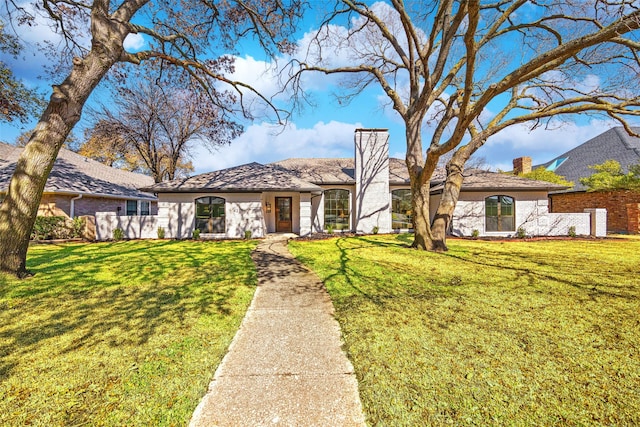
(70, 194, 83, 218)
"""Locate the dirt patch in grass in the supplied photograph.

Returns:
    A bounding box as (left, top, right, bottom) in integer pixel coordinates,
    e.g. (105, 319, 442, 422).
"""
(0, 240, 257, 426)
(290, 235, 640, 426)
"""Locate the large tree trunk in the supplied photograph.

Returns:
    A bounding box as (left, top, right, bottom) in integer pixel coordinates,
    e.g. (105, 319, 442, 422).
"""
(404, 116, 440, 250)
(431, 143, 479, 249)
(0, 12, 128, 277)
(431, 158, 465, 251)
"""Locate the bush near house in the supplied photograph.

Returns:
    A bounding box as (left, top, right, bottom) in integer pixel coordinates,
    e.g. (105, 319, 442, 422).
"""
(0, 240, 258, 426)
(290, 235, 640, 426)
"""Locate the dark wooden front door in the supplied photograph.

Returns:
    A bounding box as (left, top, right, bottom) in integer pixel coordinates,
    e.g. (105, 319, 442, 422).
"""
(275, 197, 292, 232)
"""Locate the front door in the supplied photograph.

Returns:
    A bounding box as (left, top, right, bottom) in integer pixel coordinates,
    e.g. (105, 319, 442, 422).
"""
(275, 197, 292, 232)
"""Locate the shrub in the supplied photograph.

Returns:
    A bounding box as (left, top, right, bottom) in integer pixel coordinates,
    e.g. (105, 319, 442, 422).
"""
(157, 226, 165, 239)
(113, 228, 124, 241)
(71, 217, 85, 238)
(244, 230, 252, 240)
(326, 224, 335, 234)
(192, 229, 200, 240)
(568, 226, 577, 238)
(516, 227, 527, 239)
(471, 229, 480, 238)
(372, 225, 379, 234)
(31, 216, 70, 240)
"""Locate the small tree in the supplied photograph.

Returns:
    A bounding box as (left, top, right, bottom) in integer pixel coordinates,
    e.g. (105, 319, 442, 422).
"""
(517, 167, 573, 188)
(580, 160, 640, 192)
(81, 62, 241, 182)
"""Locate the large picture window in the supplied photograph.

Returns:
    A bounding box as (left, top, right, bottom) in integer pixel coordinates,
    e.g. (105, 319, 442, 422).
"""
(324, 189, 350, 230)
(195, 196, 226, 233)
(485, 195, 515, 232)
(391, 189, 413, 229)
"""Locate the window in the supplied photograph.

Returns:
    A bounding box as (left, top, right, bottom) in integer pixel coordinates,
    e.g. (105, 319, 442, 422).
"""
(391, 189, 413, 229)
(126, 200, 137, 216)
(485, 195, 515, 232)
(125, 200, 151, 216)
(195, 196, 226, 233)
(140, 201, 150, 216)
(324, 189, 350, 230)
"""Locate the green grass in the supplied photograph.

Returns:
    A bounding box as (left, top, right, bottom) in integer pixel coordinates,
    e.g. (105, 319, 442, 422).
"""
(289, 235, 640, 426)
(0, 239, 258, 426)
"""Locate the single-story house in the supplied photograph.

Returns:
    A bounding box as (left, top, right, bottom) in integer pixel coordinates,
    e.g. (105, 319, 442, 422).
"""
(513, 127, 640, 233)
(95, 129, 606, 240)
(0, 142, 158, 237)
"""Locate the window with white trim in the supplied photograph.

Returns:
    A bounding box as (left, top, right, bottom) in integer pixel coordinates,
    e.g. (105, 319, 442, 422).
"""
(324, 189, 350, 230)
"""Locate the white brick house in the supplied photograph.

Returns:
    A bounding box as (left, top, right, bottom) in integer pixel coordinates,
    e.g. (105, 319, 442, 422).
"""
(95, 129, 606, 240)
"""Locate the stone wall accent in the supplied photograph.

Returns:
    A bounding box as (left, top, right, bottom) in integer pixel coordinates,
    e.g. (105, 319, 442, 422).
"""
(354, 128, 391, 233)
(626, 203, 640, 234)
(550, 190, 640, 233)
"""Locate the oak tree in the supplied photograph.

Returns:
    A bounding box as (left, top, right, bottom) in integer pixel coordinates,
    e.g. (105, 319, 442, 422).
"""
(0, 0, 303, 276)
(289, 0, 640, 250)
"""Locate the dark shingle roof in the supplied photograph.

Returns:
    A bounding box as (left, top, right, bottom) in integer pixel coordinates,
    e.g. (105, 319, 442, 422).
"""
(540, 127, 640, 192)
(142, 153, 566, 194)
(269, 157, 413, 184)
(143, 162, 323, 193)
(0, 142, 156, 200)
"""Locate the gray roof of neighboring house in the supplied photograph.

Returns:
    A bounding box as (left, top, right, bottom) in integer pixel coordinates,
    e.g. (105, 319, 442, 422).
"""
(540, 126, 640, 192)
(143, 162, 323, 193)
(0, 142, 156, 200)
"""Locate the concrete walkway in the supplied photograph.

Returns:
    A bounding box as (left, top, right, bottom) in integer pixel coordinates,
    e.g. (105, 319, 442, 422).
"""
(189, 235, 366, 426)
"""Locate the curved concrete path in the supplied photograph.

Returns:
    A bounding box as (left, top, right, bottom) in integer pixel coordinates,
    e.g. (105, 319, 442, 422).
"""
(189, 235, 366, 426)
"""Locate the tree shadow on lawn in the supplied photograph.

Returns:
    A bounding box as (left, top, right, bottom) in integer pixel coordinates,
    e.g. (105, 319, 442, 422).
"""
(318, 236, 638, 305)
(440, 246, 639, 300)
(0, 240, 256, 380)
(317, 237, 443, 307)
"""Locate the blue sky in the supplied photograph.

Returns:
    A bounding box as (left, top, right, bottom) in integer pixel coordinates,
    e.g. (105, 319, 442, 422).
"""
(1, 2, 634, 175)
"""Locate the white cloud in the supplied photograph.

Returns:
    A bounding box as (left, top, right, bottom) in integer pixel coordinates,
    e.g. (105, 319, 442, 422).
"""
(123, 33, 145, 52)
(190, 120, 363, 173)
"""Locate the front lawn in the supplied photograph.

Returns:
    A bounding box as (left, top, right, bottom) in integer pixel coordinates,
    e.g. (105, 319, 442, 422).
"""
(0, 240, 257, 426)
(289, 235, 640, 426)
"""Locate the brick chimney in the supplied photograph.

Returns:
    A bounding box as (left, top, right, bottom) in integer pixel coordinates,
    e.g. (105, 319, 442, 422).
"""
(513, 156, 532, 175)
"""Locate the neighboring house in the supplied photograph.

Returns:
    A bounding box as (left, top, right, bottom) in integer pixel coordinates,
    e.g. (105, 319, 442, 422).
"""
(518, 127, 640, 233)
(95, 129, 605, 240)
(0, 142, 158, 237)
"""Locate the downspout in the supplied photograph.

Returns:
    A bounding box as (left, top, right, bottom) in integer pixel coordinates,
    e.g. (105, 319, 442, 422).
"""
(70, 194, 83, 218)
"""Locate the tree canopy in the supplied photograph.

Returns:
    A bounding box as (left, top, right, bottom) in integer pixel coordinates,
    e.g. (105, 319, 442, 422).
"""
(0, 20, 44, 123)
(580, 160, 640, 192)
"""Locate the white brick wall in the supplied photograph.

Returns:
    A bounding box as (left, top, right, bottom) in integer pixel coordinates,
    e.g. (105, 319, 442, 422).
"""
(354, 129, 391, 233)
